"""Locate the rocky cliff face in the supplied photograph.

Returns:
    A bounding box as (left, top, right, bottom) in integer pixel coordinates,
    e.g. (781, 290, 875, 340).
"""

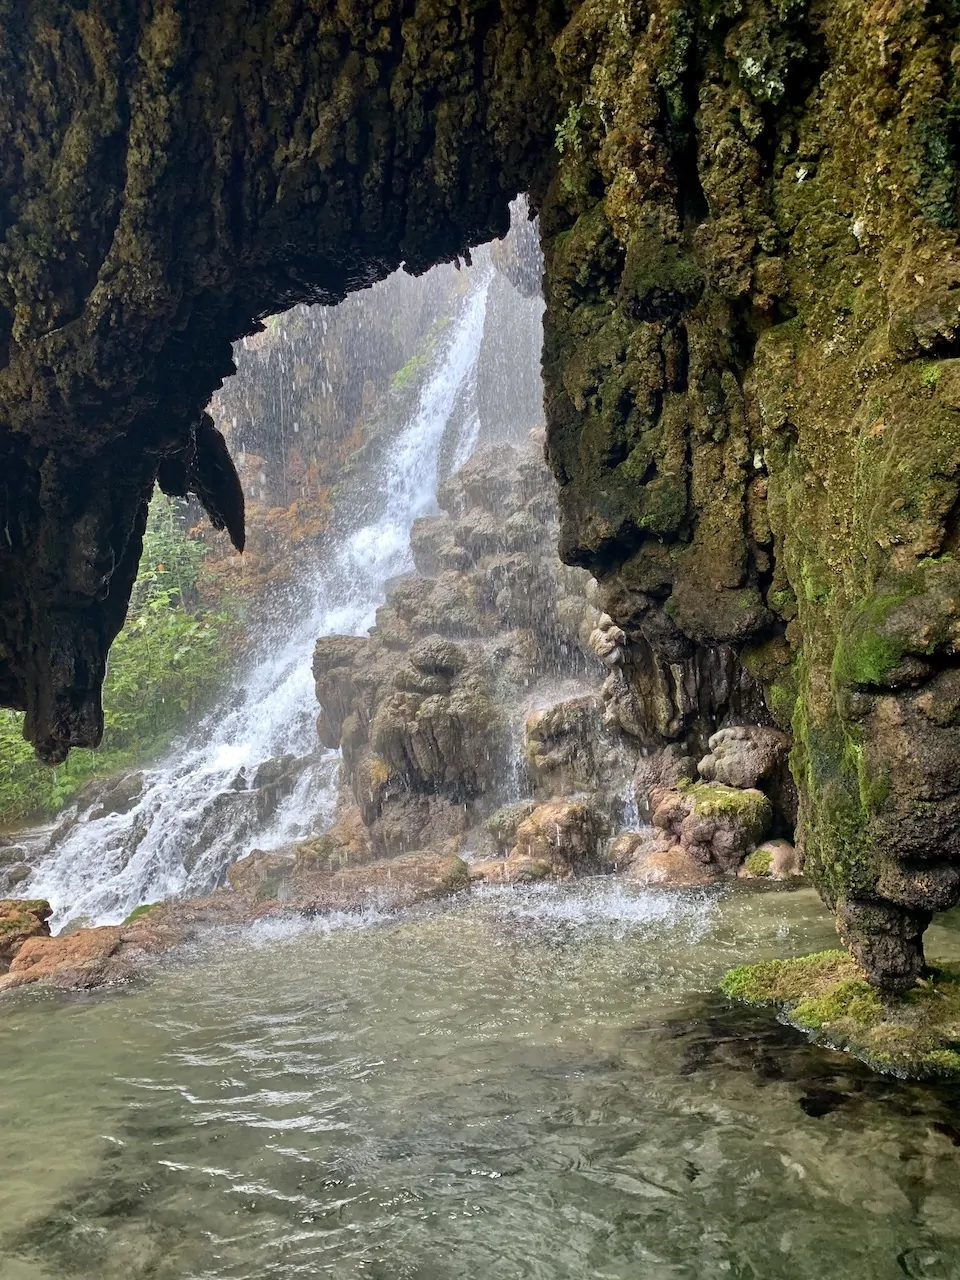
(3, 1, 960, 987)
(536, 0, 960, 988)
(0, 0, 564, 761)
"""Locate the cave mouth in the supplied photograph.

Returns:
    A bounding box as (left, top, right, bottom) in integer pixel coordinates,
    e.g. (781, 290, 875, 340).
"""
(0, 0, 565, 764)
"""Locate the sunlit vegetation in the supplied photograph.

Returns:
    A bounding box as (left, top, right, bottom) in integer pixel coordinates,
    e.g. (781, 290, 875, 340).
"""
(0, 496, 237, 827)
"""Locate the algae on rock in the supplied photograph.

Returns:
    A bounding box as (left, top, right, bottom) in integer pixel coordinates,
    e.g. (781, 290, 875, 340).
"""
(721, 951, 960, 1079)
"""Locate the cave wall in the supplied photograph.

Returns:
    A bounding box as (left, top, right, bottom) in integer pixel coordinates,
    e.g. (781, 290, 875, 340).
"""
(538, 0, 960, 988)
(3, 0, 960, 986)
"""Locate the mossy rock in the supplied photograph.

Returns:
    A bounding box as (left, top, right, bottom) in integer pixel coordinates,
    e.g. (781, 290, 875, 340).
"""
(743, 847, 773, 877)
(681, 780, 772, 832)
(122, 902, 159, 926)
(721, 951, 960, 1079)
(485, 801, 536, 855)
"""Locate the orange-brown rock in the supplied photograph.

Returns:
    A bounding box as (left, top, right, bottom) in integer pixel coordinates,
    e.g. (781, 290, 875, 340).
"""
(1, 926, 122, 990)
(0, 899, 52, 971)
(620, 830, 716, 889)
(507, 799, 609, 878)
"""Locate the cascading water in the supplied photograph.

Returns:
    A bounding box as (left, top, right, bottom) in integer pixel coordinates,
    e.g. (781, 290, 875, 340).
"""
(26, 269, 493, 929)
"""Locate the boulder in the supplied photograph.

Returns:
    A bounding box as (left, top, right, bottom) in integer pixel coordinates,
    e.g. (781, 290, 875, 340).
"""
(739, 838, 802, 880)
(0, 899, 52, 971)
(227, 848, 297, 900)
(1, 926, 122, 990)
(469, 854, 552, 884)
(371, 670, 503, 796)
(620, 829, 716, 888)
(368, 794, 470, 858)
(508, 799, 609, 877)
(437, 445, 523, 518)
(652, 782, 772, 872)
(88, 771, 144, 821)
(697, 725, 791, 790)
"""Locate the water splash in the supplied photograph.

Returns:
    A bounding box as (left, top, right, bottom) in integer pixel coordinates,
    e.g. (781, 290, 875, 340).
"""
(474, 878, 719, 942)
(27, 270, 493, 929)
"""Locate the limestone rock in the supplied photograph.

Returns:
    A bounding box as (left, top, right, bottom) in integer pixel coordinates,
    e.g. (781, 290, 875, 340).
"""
(652, 783, 772, 873)
(619, 829, 716, 888)
(86, 771, 145, 821)
(739, 839, 802, 881)
(0, 899, 52, 971)
(633, 745, 697, 821)
(485, 802, 537, 855)
(508, 800, 609, 877)
(1, 926, 122, 991)
(367, 795, 469, 859)
(697, 726, 790, 791)
(524, 696, 617, 798)
(409, 516, 472, 576)
(227, 849, 297, 900)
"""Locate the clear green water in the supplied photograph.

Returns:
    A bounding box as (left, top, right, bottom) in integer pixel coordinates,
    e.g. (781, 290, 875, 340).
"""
(2, 881, 960, 1280)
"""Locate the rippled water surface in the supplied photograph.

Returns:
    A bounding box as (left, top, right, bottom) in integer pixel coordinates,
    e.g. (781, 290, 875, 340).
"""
(3, 883, 960, 1279)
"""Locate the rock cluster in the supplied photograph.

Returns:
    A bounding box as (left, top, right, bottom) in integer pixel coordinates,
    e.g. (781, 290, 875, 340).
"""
(620, 728, 801, 889)
(304, 439, 803, 893)
(310, 439, 634, 874)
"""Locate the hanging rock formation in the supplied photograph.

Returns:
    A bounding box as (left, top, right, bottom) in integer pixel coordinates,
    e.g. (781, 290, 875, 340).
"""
(0, 0, 564, 762)
(3, 1, 960, 988)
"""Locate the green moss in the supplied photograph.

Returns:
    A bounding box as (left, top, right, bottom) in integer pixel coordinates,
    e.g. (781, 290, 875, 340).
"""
(122, 903, 158, 925)
(743, 847, 773, 876)
(792, 978, 884, 1029)
(722, 953, 960, 1078)
(767, 678, 798, 729)
(681, 780, 772, 828)
(918, 361, 942, 390)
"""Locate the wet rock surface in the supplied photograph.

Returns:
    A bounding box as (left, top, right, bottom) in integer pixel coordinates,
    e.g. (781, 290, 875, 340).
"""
(312, 438, 633, 869)
(0, 0, 564, 762)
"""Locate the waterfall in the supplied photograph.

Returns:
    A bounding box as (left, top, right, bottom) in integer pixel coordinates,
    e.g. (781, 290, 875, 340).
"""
(26, 270, 493, 930)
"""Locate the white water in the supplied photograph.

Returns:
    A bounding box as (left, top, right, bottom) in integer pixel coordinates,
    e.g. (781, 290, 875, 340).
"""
(27, 270, 493, 929)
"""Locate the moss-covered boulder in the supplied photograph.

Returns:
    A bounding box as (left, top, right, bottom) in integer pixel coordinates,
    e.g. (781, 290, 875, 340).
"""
(651, 782, 773, 873)
(721, 951, 960, 1079)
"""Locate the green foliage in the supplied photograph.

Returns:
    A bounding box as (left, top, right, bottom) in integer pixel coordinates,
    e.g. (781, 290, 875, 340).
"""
(555, 101, 584, 155)
(0, 495, 235, 827)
